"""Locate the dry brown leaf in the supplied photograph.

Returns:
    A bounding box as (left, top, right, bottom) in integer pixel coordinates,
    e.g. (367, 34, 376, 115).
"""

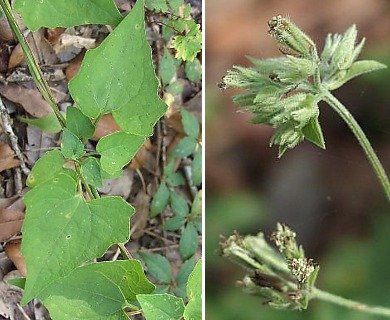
(100, 168, 134, 198)
(129, 139, 154, 170)
(0, 84, 53, 118)
(65, 50, 85, 81)
(93, 114, 121, 140)
(0, 16, 13, 42)
(8, 30, 57, 69)
(0, 143, 20, 172)
(0, 208, 24, 242)
(4, 240, 26, 277)
(45, 27, 66, 44)
(0, 41, 9, 73)
(131, 190, 151, 239)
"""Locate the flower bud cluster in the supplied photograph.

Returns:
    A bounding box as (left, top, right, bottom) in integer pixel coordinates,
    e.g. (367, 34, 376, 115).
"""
(220, 224, 319, 310)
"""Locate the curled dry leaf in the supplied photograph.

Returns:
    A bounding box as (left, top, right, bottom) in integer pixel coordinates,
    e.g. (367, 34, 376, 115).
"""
(45, 27, 66, 44)
(0, 142, 20, 172)
(0, 15, 13, 42)
(131, 190, 151, 239)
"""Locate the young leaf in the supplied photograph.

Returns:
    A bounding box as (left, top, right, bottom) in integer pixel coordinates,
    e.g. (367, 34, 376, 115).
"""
(181, 109, 199, 139)
(69, 0, 167, 136)
(179, 223, 198, 260)
(166, 80, 185, 95)
(184, 259, 202, 320)
(139, 252, 172, 284)
(26, 150, 76, 187)
(61, 128, 86, 160)
(160, 47, 176, 86)
(14, 0, 122, 32)
(81, 157, 103, 187)
(191, 147, 202, 187)
(150, 182, 170, 218)
(170, 191, 189, 217)
(163, 215, 186, 231)
(18, 113, 62, 133)
(22, 174, 134, 303)
(191, 190, 202, 216)
(40, 260, 154, 320)
(302, 117, 326, 150)
(164, 160, 185, 187)
(185, 58, 202, 83)
(96, 131, 145, 175)
(66, 106, 95, 139)
(171, 21, 202, 62)
(170, 136, 197, 158)
(175, 257, 196, 298)
(327, 60, 387, 90)
(137, 293, 185, 320)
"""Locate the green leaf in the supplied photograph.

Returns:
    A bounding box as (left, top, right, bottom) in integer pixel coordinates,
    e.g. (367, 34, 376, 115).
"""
(22, 174, 134, 303)
(96, 131, 145, 175)
(170, 137, 197, 158)
(171, 21, 202, 62)
(191, 190, 202, 216)
(26, 150, 76, 187)
(69, 0, 167, 136)
(163, 215, 186, 231)
(170, 191, 189, 217)
(193, 216, 202, 234)
(145, 0, 168, 12)
(154, 285, 170, 294)
(40, 260, 154, 320)
(168, 0, 183, 15)
(66, 106, 95, 139)
(302, 117, 326, 150)
(137, 294, 185, 320)
(61, 128, 86, 160)
(150, 182, 170, 218)
(184, 259, 202, 320)
(139, 253, 172, 284)
(14, 0, 122, 32)
(164, 160, 185, 187)
(185, 58, 202, 83)
(184, 294, 202, 320)
(7, 277, 25, 289)
(327, 60, 387, 90)
(160, 47, 176, 86)
(191, 147, 202, 186)
(166, 80, 184, 95)
(18, 113, 62, 133)
(175, 257, 196, 298)
(179, 223, 198, 260)
(187, 258, 201, 298)
(81, 157, 103, 187)
(181, 109, 199, 139)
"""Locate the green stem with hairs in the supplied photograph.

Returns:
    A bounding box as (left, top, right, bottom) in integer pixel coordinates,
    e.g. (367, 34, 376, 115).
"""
(322, 90, 390, 201)
(312, 287, 390, 317)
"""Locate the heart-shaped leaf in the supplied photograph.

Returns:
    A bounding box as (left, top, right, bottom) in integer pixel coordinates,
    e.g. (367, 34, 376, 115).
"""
(22, 174, 134, 303)
(69, 0, 167, 136)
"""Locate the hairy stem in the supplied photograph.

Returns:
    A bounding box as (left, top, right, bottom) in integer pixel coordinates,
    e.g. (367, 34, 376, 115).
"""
(323, 91, 390, 201)
(0, 0, 66, 127)
(312, 287, 390, 317)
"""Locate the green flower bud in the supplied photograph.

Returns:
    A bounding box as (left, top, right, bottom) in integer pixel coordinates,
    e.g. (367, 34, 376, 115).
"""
(268, 16, 315, 58)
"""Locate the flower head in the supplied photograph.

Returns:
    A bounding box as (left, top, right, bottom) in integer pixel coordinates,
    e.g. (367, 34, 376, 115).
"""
(220, 224, 320, 310)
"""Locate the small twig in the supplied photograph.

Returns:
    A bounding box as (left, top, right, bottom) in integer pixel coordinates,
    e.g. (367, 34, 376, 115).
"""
(0, 96, 30, 176)
(118, 243, 133, 260)
(183, 158, 198, 199)
(16, 304, 31, 320)
(138, 244, 179, 253)
(135, 168, 147, 192)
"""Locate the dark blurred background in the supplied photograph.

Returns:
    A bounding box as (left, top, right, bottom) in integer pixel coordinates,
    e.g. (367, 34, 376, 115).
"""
(205, 0, 390, 319)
